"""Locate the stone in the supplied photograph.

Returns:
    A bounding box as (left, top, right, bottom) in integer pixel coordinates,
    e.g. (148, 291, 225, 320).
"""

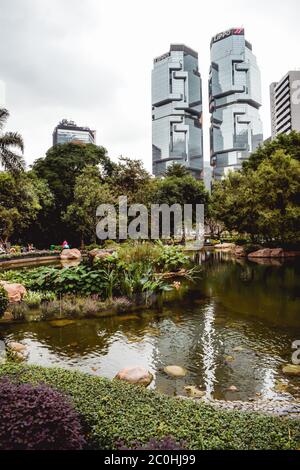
(0, 282, 27, 303)
(49, 319, 76, 328)
(115, 366, 153, 387)
(248, 248, 300, 259)
(270, 248, 284, 258)
(7, 341, 27, 353)
(234, 246, 247, 257)
(282, 364, 300, 377)
(224, 355, 235, 362)
(233, 346, 245, 353)
(6, 341, 28, 362)
(164, 365, 187, 378)
(89, 248, 115, 261)
(60, 248, 82, 260)
(248, 249, 273, 258)
(275, 382, 290, 393)
(184, 386, 206, 398)
(227, 385, 239, 392)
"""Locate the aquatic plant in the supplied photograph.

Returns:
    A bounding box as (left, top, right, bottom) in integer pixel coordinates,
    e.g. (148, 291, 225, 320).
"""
(155, 244, 190, 272)
(23, 291, 42, 308)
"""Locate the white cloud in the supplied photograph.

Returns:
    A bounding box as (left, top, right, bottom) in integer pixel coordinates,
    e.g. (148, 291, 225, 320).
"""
(1, 0, 299, 171)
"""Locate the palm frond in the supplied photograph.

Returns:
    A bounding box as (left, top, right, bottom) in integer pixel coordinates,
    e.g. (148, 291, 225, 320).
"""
(0, 108, 9, 130)
(0, 131, 24, 153)
(0, 148, 26, 172)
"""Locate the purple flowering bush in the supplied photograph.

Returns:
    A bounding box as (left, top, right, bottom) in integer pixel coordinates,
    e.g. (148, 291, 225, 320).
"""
(0, 378, 86, 450)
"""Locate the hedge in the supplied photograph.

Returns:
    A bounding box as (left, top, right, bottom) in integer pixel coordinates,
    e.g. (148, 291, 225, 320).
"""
(0, 364, 299, 450)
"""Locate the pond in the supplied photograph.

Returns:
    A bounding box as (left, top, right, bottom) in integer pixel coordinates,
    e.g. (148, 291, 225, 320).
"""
(1, 252, 300, 401)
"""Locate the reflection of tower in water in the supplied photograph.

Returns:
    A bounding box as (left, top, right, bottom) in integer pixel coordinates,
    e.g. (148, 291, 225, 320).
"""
(201, 303, 217, 398)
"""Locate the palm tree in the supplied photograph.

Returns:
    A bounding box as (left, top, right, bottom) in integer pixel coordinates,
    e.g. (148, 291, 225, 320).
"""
(0, 108, 25, 172)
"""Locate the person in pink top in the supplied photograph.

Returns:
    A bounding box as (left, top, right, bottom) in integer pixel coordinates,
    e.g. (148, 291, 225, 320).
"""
(62, 240, 70, 249)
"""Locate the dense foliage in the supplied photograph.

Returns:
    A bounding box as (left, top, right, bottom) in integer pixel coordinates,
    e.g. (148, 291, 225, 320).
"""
(0, 364, 299, 450)
(117, 436, 186, 450)
(210, 137, 300, 244)
(0, 243, 190, 301)
(0, 284, 8, 317)
(0, 377, 86, 450)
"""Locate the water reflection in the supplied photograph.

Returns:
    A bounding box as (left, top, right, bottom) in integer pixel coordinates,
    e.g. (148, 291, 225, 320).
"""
(1, 255, 300, 401)
(201, 304, 217, 398)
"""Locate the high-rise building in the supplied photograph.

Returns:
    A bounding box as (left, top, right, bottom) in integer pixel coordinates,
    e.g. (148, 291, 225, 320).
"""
(209, 28, 263, 179)
(152, 44, 204, 179)
(270, 71, 300, 138)
(53, 119, 96, 146)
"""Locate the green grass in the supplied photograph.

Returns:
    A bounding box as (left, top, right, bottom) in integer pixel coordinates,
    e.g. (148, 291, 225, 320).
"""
(0, 364, 299, 450)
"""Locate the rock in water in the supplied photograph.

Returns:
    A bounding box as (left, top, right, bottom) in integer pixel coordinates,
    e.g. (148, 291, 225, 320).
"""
(282, 364, 300, 376)
(233, 346, 245, 353)
(164, 365, 187, 378)
(7, 341, 27, 353)
(184, 386, 206, 398)
(6, 341, 28, 362)
(227, 385, 239, 392)
(0, 282, 27, 303)
(115, 367, 153, 387)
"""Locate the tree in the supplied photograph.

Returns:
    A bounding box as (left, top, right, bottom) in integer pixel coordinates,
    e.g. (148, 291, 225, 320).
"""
(163, 163, 190, 178)
(64, 166, 116, 246)
(33, 142, 113, 213)
(32, 142, 114, 245)
(0, 172, 53, 244)
(108, 157, 151, 204)
(150, 174, 209, 238)
(0, 108, 25, 172)
(243, 131, 300, 172)
(151, 174, 208, 207)
(211, 150, 300, 244)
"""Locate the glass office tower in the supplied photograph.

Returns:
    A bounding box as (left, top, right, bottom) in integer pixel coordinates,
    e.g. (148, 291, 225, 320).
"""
(209, 28, 263, 179)
(53, 119, 96, 146)
(152, 44, 204, 178)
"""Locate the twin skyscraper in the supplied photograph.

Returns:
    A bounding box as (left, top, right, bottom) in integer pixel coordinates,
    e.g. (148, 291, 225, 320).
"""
(152, 28, 263, 180)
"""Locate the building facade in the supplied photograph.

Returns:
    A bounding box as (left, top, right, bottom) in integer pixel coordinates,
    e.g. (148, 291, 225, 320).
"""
(209, 28, 263, 179)
(152, 44, 204, 178)
(53, 119, 96, 146)
(270, 71, 300, 138)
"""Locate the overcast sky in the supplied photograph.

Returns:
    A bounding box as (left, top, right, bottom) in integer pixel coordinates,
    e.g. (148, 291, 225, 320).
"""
(1, 0, 299, 171)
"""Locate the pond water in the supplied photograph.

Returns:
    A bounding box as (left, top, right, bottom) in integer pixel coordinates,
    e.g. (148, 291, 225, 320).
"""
(1, 252, 300, 401)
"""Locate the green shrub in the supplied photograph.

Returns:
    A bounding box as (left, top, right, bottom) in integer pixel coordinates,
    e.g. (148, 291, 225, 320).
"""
(23, 291, 42, 309)
(0, 285, 9, 317)
(0, 364, 299, 450)
(155, 244, 190, 272)
(117, 242, 161, 265)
